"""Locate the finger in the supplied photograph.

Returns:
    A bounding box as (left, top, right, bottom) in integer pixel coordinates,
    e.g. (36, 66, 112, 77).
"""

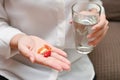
(52, 47, 68, 57)
(35, 54, 70, 71)
(34, 54, 62, 71)
(51, 52, 71, 65)
(92, 14, 107, 30)
(55, 58, 70, 71)
(91, 26, 109, 46)
(88, 20, 108, 39)
(44, 57, 70, 71)
(89, 25, 109, 46)
(88, 28, 104, 39)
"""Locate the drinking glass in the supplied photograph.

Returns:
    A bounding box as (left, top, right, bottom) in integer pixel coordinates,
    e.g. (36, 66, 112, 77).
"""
(72, 2, 100, 54)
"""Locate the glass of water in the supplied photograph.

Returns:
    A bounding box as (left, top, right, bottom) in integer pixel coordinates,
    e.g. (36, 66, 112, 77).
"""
(72, 2, 100, 54)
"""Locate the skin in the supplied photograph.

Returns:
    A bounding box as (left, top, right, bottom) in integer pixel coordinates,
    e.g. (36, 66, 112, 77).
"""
(71, 8, 109, 46)
(10, 8, 109, 72)
(10, 34, 71, 72)
(87, 9, 109, 46)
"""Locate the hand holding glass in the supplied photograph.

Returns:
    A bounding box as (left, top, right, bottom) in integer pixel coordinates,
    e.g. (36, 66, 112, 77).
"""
(72, 2, 100, 54)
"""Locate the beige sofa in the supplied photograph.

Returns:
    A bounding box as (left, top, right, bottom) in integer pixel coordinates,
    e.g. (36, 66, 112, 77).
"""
(89, 0, 120, 80)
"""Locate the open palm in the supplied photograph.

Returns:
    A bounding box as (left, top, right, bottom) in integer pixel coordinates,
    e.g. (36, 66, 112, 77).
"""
(17, 35, 70, 71)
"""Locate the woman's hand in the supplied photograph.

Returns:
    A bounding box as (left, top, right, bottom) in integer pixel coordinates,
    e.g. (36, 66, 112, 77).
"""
(71, 9, 109, 46)
(10, 34, 71, 72)
(87, 14, 109, 46)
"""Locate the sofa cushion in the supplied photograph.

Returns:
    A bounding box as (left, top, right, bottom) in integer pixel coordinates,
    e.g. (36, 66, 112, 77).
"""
(89, 22, 120, 80)
(102, 0, 120, 21)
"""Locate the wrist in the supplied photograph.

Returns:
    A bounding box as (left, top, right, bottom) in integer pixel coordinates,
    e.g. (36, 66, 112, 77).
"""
(10, 33, 27, 49)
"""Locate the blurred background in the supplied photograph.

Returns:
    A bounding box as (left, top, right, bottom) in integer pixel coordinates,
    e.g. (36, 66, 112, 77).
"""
(89, 0, 120, 80)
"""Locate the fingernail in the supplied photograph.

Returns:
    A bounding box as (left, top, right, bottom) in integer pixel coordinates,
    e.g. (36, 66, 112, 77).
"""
(64, 65, 71, 71)
(65, 60, 71, 65)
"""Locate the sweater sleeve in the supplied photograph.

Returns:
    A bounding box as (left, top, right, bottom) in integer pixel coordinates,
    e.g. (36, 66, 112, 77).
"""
(0, 0, 24, 59)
